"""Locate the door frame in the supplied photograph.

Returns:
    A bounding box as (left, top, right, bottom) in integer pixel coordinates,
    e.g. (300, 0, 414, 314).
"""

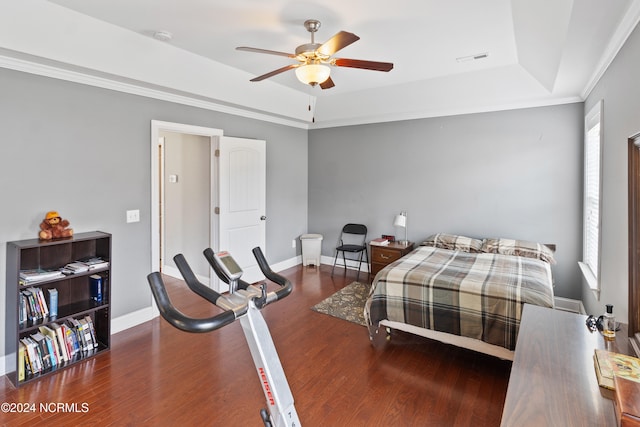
(628, 132, 640, 354)
(150, 120, 223, 276)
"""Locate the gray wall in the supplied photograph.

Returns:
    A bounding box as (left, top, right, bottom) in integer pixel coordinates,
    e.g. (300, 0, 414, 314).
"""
(582, 21, 640, 323)
(309, 103, 584, 299)
(0, 68, 308, 357)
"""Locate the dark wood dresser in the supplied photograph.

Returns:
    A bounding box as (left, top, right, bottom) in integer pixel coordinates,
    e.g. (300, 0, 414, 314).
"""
(501, 304, 632, 426)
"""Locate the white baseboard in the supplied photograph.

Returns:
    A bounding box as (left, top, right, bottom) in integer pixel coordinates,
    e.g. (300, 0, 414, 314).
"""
(554, 297, 586, 314)
(162, 264, 210, 285)
(0, 354, 11, 376)
(111, 306, 157, 334)
(320, 254, 370, 272)
(161, 264, 182, 281)
(272, 255, 302, 272)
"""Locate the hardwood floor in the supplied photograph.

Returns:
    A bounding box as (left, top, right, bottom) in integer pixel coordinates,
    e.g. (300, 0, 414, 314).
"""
(0, 264, 511, 426)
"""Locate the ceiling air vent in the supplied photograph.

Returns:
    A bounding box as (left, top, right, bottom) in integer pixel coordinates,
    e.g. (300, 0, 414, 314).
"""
(153, 31, 173, 42)
(456, 52, 489, 63)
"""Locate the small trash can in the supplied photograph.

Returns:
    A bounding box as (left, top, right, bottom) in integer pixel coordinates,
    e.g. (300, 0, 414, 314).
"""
(300, 234, 323, 266)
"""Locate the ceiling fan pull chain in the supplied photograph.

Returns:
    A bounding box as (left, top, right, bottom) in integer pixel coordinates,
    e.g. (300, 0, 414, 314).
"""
(308, 95, 317, 123)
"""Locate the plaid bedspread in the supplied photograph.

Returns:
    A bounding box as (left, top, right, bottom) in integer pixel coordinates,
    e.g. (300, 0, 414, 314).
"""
(364, 245, 554, 350)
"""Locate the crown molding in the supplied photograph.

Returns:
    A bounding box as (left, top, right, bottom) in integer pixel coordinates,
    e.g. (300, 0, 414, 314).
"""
(309, 95, 584, 129)
(0, 53, 310, 130)
(581, 0, 640, 99)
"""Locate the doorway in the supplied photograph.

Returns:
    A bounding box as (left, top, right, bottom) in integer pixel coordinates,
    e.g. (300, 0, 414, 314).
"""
(160, 131, 212, 282)
(150, 121, 267, 294)
(151, 121, 223, 287)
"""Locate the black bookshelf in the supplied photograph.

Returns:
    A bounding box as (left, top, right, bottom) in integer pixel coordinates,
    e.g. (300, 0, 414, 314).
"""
(5, 231, 111, 387)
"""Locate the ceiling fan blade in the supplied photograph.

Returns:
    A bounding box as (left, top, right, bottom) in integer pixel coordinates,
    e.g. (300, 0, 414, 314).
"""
(320, 76, 335, 90)
(236, 46, 296, 58)
(249, 64, 299, 82)
(333, 58, 394, 72)
(317, 31, 360, 56)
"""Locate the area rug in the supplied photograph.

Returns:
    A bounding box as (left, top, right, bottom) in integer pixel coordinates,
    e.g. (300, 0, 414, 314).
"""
(311, 281, 370, 327)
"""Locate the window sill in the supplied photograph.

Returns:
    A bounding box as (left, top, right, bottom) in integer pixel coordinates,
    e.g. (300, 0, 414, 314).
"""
(578, 261, 600, 300)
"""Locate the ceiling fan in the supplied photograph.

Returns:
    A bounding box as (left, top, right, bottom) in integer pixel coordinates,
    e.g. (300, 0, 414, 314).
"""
(236, 19, 394, 89)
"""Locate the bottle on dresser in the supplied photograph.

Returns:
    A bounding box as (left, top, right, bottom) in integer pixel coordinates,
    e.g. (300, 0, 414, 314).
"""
(603, 304, 616, 341)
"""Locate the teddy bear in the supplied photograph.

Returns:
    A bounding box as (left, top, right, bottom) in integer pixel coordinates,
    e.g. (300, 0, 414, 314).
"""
(39, 211, 74, 240)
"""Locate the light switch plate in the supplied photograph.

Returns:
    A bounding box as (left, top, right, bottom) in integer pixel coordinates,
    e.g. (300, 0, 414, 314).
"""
(126, 209, 140, 223)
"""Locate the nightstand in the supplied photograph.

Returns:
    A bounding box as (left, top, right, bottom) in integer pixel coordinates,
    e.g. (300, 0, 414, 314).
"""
(369, 241, 414, 279)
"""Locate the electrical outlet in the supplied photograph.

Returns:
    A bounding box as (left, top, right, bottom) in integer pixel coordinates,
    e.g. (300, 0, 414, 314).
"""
(292, 239, 296, 248)
(126, 209, 140, 223)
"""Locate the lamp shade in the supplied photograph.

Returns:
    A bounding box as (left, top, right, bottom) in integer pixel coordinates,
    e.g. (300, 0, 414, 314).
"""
(393, 214, 407, 228)
(295, 64, 330, 86)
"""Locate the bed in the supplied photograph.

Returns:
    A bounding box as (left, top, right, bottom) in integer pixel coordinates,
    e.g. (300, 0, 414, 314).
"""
(364, 233, 556, 360)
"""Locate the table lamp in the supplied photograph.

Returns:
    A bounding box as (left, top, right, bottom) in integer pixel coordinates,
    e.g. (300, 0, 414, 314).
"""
(393, 211, 408, 245)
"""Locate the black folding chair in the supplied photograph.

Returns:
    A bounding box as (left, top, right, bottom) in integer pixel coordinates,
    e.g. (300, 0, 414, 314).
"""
(331, 223, 368, 280)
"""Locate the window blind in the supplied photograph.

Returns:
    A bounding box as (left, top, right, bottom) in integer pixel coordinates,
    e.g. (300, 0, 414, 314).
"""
(583, 101, 602, 286)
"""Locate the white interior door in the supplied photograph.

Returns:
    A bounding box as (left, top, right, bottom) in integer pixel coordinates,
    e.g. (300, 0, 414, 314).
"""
(216, 136, 266, 288)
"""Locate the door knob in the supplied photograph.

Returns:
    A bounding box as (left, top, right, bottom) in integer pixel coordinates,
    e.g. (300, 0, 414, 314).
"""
(260, 216, 267, 221)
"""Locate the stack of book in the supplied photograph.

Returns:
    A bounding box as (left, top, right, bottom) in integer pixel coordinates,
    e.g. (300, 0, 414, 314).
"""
(60, 262, 89, 275)
(19, 287, 51, 326)
(593, 348, 640, 390)
(19, 269, 64, 285)
(370, 238, 390, 246)
(20, 287, 59, 326)
(21, 257, 109, 281)
(78, 256, 109, 270)
(18, 316, 99, 381)
(60, 257, 109, 275)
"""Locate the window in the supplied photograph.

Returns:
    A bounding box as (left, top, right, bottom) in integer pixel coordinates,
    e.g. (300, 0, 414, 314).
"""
(579, 100, 603, 294)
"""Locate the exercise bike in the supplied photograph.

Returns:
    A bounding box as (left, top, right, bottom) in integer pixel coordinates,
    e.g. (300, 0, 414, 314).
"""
(147, 247, 301, 427)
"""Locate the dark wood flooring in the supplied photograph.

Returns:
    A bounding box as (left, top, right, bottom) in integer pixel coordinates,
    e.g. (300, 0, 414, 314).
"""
(0, 264, 511, 426)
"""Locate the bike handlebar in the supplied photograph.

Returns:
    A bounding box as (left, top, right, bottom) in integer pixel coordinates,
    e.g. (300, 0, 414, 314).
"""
(147, 272, 237, 333)
(147, 247, 292, 334)
(252, 247, 292, 301)
(174, 253, 226, 305)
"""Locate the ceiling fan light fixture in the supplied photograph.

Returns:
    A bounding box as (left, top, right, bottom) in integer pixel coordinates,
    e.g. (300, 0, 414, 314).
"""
(295, 64, 331, 86)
